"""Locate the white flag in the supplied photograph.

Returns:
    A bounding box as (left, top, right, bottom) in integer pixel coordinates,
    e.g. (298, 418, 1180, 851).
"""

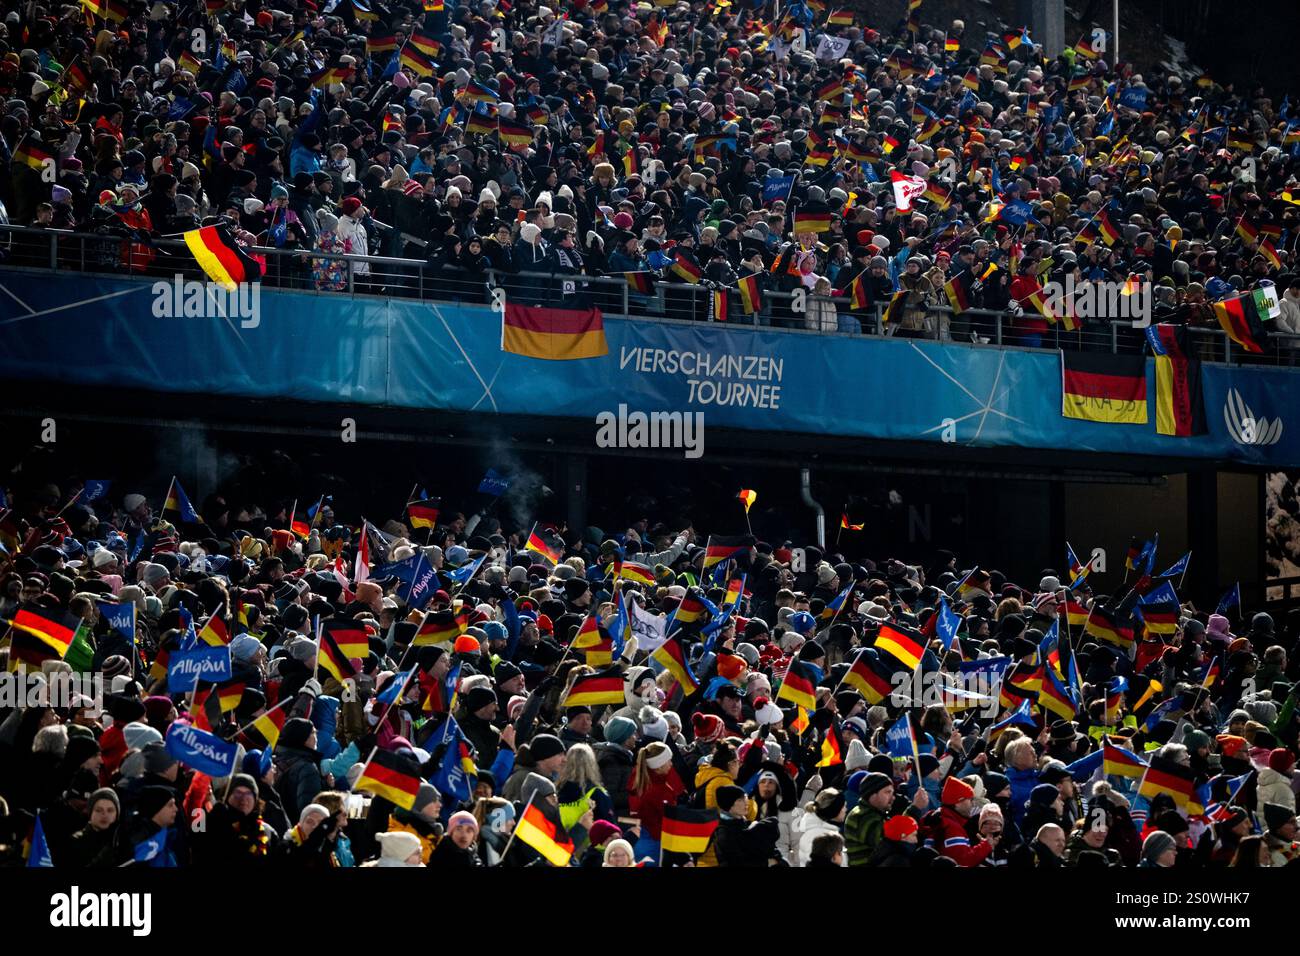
(629, 594, 668, 653)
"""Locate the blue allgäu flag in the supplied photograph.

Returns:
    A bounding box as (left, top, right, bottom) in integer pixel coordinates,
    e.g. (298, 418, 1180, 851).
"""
(430, 715, 475, 802)
(133, 827, 176, 866)
(164, 721, 239, 777)
(1119, 86, 1148, 111)
(446, 555, 485, 587)
(82, 479, 112, 502)
(27, 815, 53, 867)
(376, 671, 413, 706)
(934, 596, 960, 652)
(885, 713, 916, 760)
(1157, 552, 1190, 579)
(999, 200, 1041, 227)
(97, 600, 137, 644)
(1216, 583, 1241, 616)
(478, 468, 510, 497)
(400, 551, 438, 611)
(1065, 746, 1104, 780)
(762, 174, 796, 205)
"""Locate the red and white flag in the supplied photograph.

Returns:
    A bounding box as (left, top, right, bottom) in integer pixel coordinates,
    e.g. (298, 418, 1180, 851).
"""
(354, 521, 370, 586)
(891, 169, 927, 213)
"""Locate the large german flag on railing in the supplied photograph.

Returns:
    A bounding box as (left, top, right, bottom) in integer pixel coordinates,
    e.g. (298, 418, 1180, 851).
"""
(501, 303, 607, 360)
(183, 224, 263, 292)
(1060, 351, 1147, 424)
(1147, 323, 1205, 437)
(1212, 291, 1267, 354)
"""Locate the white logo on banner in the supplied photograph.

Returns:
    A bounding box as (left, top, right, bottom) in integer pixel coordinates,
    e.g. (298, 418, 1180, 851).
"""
(1224, 388, 1283, 447)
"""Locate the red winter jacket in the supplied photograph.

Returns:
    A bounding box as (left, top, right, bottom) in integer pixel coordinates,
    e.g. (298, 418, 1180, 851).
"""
(936, 806, 994, 867)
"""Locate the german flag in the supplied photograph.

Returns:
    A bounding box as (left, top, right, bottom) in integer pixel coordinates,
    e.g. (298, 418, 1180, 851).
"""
(922, 180, 951, 208)
(827, 8, 853, 26)
(7, 627, 63, 671)
(564, 670, 625, 707)
(13, 137, 52, 172)
(587, 131, 606, 159)
(465, 110, 496, 138)
(407, 497, 440, 529)
(816, 724, 844, 767)
(613, 560, 655, 585)
(65, 62, 91, 94)
(216, 681, 245, 713)
(366, 33, 398, 57)
(703, 534, 748, 570)
(624, 271, 654, 295)
(1227, 129, 1255, 152)
(1060, 352, 1148, 424)
(10, 606, 77, 658)
(793, 208, 833, 234)
(525, 525, 563, 564)
(651, 637, 698, 696)
(415, 607, 467, 646)
(498, 119, 534, 149)
(515, 799, 574, 865)
(1149, 323, 1205, 437)
(423, 0, 444, 9)
(711, 288, 729, 320)
(184, 224, 263, 292)
(670, 254, 702, 284)
(1068, 72, 1091, 92)
(322, 619, 369, 660)
(462, 80, 499, 105)
(1260, 238, 1282, 269)
(502, 303, 608, 360)
(1103, 740, 1148, 778)
(622, 147, 639, 178)
(1037, 663, 1077, 720)
(1201, 656, 1221, 690)
(1104, 682, 1124, 724)
(1097, 208, 1120, 245)
(1137, 755, 1198, 810)
(943, 275, 971, 314)
(399, 47, 435, 77)
(409, 30, 442, 58)
(1062, 597, 1090, 628)
(197, 607, 231, 647)
(737, 273, 762, 315)
(841, 513, 864, 531)
(1212, 293, 1266, 354)
(945, 35, 960, 53)
(962, 69, 980, 91)
(660, 805, 719, 854)
(882, 289, 906, 325)
(847, 274, 869, 310)
(841, 650, 894, 704)
(571, 615, 611, 666)
(1084, 604, 1135, 650)
(671, 591, 710, 628)
(874, 623, 926, 671)
(355, 749, 423, 810)
(317, 628, 358, 684)
(1075, 220, 1100, 247)
(251, 705, 288, 749)
(776, 659, 818, 710)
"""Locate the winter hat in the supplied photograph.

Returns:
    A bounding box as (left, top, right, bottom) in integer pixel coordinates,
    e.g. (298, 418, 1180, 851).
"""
(639, 706, 669, 741)
(1140, 830, 1176, 864)
(122, 721, 163, 751)
(715, 784, 747, 812)
(752, 696, 782, 726)
(814, 788, 845, 821)
(844, 739, 871, 773)
(1268, 748, 1296, 774)
(604, 716, 637, 746)
(89, 787, 121, 816)
(375, 830, 423, 863)
(413, 783, 441, 813)
(279, 717, 315, 750)
(941, 776, 975, 806)
(858, 772, 893, 799)
(447, 810, 479, 834)
(520, 772, 557, 806)
(692, 712, 725, 742)
(588, 819, 622, 848)
(528, 733, 565, 762)
(137, 785, 176, 820)
(883, 814, 919, 840)
(142, 741, 177, 775)
(1263, 802, 1296, 831)
(1216, 734, 1249, 759)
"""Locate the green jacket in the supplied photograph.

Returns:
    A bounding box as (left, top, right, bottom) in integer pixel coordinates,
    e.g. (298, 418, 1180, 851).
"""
(844, 802, 887, 866)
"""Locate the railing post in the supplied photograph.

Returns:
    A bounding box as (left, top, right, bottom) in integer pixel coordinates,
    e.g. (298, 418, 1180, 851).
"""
(1111, 321, 1118, 354)
(622, 275, 629, 317)
(995, 311, 1003, 346)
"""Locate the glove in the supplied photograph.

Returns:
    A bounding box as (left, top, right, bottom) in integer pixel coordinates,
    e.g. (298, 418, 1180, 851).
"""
(301, 678, 322, 698)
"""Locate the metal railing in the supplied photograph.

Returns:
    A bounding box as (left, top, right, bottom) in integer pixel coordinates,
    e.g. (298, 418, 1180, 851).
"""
(2, 224, 1298, 367)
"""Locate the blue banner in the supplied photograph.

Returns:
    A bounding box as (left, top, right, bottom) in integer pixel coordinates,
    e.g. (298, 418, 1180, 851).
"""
(96, 601, 136, 643)
(2, 272, 1299, 466)
(167, 644, 233, 693)
(165, 721, 240, 777)
(477, 468, 511, 497)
